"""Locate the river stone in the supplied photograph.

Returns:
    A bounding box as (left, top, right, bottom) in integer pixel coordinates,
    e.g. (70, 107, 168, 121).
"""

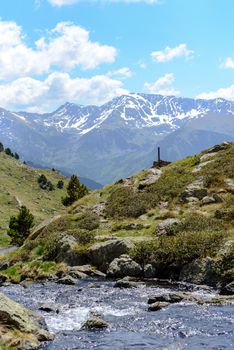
(107, 254, 141, 278)
(69, 265, 106, 278)
(57, 275, 77, 285)
(0, 292, 53, 349)
(39, 303, 59, 313)
(82, 316, 109, 329)
(144, 264, 156, 278)
(86, 239, 134, 272)
(148, 301, 170, 311)
(148, 292, 187, 304)
(114, 276, 140, 288)
(156, 218, 181, 236)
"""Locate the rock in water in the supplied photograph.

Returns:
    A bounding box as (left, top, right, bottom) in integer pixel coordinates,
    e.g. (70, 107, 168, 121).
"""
(82, 316, 109, 330)
(107, 254, 141, 278)
(0, 292, 53, 349)
(148, 301, 170, 311)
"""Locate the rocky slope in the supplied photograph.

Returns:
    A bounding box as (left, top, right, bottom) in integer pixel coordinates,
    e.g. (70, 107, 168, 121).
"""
(1, 142, 233, 292)
(0, 95, 234, 184)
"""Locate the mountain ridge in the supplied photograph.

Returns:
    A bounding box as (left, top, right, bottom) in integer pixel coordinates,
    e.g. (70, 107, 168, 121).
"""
(0, 93, 234, 184)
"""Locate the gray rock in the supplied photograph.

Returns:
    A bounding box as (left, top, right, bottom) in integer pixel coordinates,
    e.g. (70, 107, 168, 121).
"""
(201, 196, 216, 205)
(207, 142, 230, 153)
(180, 178, 208, 202)
(114, 276, 140, 288)
(86, 239, 134, 272)
(220, 281, 234, 295)
(144, 264, 156, 278)
(0, 292, 53, 349)
(138, 169, 162, 189)
(148, 292, 187, 304)
(39, 303, 59, 313)
(156, 218, 181, 236)
(82, 316, 108, 329)
(55, 235, 85, 266)
(179, 257, 220, 286)
(148, 301, 170, 311)
(57, 275, 77, 285)
(224, 179, 234, 194)
(192, 160, 215, 173)
(71, 265, 106, 278)
(107, 254, 141, 278)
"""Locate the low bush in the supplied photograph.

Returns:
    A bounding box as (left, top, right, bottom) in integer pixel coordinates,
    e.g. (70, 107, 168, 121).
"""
(76, 211, 100, 231)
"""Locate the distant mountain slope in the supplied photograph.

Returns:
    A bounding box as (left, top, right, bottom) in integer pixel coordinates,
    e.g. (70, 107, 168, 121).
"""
(0, 94, 234, 184)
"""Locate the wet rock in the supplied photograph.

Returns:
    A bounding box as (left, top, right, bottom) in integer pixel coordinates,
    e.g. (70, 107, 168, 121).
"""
(148, 292, 187, 304)
(57, 275, 77, 285)
(114, 276, 140, 288)
(0, 274, 7, 285)
(156, 218, 181, 236)
(220, 281, 234, 295)
(82, 316, 109, 330)
(107, 254, 141, 278)
(0, 292, 53, 349)
(148, 301, 170, 311)
(39, 303, 59, 313)
(86, 239, 134, 272)
(144, 264, 156, 278)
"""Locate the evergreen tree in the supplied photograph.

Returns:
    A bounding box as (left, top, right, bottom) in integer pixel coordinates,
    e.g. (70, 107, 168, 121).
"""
(57, 180, 64, 189)
(62, 175, 88, 206)
(14, 152, 20, 160)
(5, 147, 14, 157)
(0, 142, 4, 152)
(7, 206, 34, 246)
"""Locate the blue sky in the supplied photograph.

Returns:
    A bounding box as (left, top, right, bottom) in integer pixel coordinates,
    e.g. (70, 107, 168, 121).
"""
(0, 0, 234, 112)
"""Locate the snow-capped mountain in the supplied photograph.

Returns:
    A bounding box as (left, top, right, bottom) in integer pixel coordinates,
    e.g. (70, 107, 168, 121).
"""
(1, 94, 234, 184)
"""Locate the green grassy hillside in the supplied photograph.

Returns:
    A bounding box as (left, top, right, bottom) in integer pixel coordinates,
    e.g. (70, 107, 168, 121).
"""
(0, 152, 68, 247)
(1, 142, 234, 286)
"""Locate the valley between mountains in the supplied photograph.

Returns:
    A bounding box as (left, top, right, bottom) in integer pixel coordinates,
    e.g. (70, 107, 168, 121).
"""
(1, 94, 234, 185)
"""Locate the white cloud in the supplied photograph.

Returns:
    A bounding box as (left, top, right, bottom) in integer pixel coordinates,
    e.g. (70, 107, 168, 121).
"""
(0, 72, 128, 111)
(151, 44, 194, 63)
(144, 73, 180, 96)
(197, 85, 234, 101)
(0, 20, 116, 80)
(220, 57, 234, 69)
(108, 67, 133, 79)
(48, 0, 159, 6)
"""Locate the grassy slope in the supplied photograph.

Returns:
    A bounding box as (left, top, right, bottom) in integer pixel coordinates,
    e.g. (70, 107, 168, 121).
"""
(1, 142, 234, 284)
(0, 152, 68, 247)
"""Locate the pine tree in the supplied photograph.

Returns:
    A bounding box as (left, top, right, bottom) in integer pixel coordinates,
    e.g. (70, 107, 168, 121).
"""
(7, 206, 34, 246)
(62, 175, 88, 206)
(0, 142, 4, 152)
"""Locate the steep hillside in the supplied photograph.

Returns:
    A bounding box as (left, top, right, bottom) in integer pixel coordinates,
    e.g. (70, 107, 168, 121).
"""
(0, 95, 234, 184)
(0, 151, 68, 247)
(2, 142, 233, 289)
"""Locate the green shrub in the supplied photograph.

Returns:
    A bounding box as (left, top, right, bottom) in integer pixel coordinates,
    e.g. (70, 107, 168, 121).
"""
(76, 211, 100, 231)
(105, 187, 149, 218)
(69, 229, 95, 245)
(130, 241, 154, 275)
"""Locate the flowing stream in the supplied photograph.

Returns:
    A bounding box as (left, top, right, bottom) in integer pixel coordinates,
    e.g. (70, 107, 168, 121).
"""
(1, 280, 234, 349)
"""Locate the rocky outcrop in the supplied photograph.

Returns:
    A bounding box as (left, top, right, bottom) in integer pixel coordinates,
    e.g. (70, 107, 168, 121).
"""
(180, 178, 208, 203)
(86, 239, 134, 272)
(55, 235, 86, 266)
(138, 168, 162, 190)
(156, 218, 181, 236)
(0, 292, 53, 349)
(107, 254, 141, 278)
(29, 215, 61, 240)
